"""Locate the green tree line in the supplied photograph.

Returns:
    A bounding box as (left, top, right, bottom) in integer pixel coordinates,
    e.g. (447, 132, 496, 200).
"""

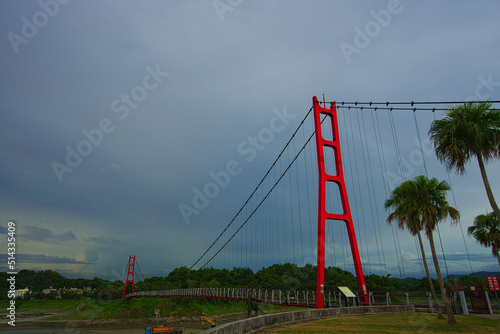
(1, 264, 491, 300)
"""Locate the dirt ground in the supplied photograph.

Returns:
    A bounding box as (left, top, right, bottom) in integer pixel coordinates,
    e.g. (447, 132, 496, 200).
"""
(81, 323, 213, 334)
(0, 311, 243, 333)
(1, 321, 211, 334)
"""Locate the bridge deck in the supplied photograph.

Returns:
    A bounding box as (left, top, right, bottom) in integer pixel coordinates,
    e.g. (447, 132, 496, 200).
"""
(125, 287, 389, 308)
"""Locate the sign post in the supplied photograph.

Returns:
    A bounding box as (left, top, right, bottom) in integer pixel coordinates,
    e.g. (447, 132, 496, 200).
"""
(338, 286, 357, 307)
(486, 276, 500, 306)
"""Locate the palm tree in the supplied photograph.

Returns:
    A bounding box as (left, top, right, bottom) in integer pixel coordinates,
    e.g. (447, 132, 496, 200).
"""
(418, 177, 460, 324)
(384, 180, 443, 319)
(385, 175, 459, 323)
(429, 102, 500, 222)
(468, 212, 500, 266)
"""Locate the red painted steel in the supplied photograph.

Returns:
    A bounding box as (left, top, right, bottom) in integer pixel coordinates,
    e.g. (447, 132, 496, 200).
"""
(487, 276, 500, 291)
(122, 255, 136, 298)
(312, 96, 368, 308)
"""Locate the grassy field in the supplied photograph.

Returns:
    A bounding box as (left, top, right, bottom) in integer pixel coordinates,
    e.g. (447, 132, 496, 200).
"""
(261, 313, 500, 333)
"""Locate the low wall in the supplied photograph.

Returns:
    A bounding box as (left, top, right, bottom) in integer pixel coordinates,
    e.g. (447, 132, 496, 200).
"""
(201, 305, 414, 334)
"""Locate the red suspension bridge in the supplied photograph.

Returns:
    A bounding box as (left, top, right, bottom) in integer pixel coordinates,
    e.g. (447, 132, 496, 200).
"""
(123, 97, 500, 309)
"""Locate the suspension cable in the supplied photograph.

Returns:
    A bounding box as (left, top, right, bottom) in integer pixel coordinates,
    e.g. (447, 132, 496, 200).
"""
(335, 100, 500, 105)
(135, 260, 145, 282)
(190, 107, 313, 270)
(197, 127, 318, 269)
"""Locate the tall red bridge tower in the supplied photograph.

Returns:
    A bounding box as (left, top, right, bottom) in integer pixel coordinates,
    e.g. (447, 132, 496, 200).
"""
(312, 96, 368, 308)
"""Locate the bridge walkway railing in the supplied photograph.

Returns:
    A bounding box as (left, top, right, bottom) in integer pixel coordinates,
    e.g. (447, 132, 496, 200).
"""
(125, 288, 334, 308)
(125, 289, 423, 309)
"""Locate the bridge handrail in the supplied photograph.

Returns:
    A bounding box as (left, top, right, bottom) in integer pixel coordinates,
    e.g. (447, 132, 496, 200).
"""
(125, 289, 440, 310)
(124, 287, 327, 307)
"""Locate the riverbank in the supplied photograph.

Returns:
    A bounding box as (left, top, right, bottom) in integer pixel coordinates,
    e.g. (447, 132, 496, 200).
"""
(0, 298, 303, 333)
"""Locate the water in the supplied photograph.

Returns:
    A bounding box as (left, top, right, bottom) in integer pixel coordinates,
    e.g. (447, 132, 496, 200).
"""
(0, 329, 69, 333)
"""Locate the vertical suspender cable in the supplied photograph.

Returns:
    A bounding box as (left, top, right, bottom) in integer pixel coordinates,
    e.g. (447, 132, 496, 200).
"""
(279, 157, 287, 262)
(294, 137, 305, 265)
(362, 110, 388, 275)
(259, 188, 263, 269)
(341, 112, 355, 273)
(302, 118, 315, 262)
(350, 109, 371, 274)
(358, 108, 385, 275)
(387, 109, 409, 278)
(412, 111, 429, 176)
(308, 117, 319, 259)
(274, 163, 281, 263)
(288, 147, 297, 264)
(373, 110, 404, 279)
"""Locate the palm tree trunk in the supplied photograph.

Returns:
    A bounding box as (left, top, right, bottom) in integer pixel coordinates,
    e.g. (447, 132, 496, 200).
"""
(428, 231, 456, 323)
(417, 231, 443, 318)
(477, 155, 500, 222)
(493, 245, 500, 267)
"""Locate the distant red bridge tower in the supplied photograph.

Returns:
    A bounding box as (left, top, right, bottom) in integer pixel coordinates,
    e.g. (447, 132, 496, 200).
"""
(121, 255, 136, 298)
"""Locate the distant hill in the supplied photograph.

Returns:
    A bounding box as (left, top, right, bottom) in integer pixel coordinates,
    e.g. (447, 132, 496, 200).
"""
(444, 271, 500, 280)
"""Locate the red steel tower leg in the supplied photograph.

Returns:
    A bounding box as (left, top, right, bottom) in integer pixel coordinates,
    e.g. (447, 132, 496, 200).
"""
(122, 255, 136, 298)
(312, 96, 368, 308)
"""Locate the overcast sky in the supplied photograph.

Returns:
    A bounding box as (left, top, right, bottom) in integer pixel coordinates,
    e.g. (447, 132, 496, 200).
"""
(1, 0, 499, 282)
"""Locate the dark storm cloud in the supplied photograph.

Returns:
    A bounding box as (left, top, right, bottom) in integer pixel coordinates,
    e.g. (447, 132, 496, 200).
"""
(84, 249, 99, 263)
(84, 236, 121, 244)
(16, 253, 87, 264)
(0, 0, 498, 279)
(403, 252, 497, 266)
(21, 225, 77, 243)
(439, 252, 497, 263)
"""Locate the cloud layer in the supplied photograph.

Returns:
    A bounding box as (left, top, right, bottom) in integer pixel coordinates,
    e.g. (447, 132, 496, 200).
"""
(1, 0, 499, 279)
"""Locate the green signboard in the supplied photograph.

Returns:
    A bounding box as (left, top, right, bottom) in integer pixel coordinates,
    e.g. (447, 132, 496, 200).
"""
(338, 286, 356, 298)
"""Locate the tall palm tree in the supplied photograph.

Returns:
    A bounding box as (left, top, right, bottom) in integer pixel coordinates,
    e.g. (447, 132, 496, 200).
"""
(419, 179, 460, 325)
(385, 175, 459, 323)
(468, 212, 500, 266)
(429, 102, 500, 222)
(384, 180, 443, 319)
